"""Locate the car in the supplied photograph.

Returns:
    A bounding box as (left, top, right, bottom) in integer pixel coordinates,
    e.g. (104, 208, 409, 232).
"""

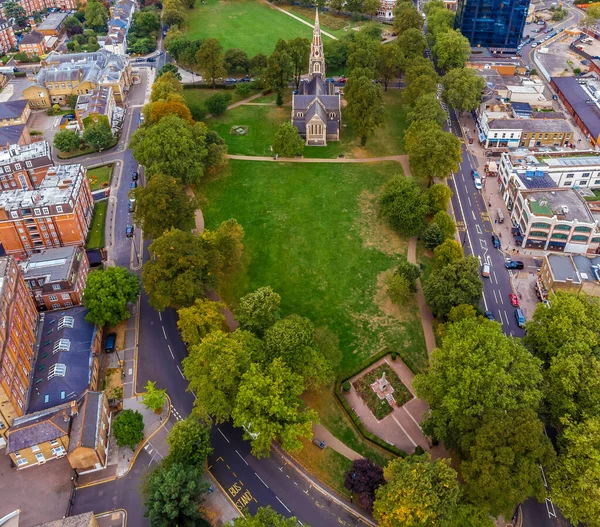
(139, 113, 145, 123)
(484, 311, 495, 321)
(531, 43, 538, 48)
(147, 58, 156, 63)
(130, 181, 137, 189)
(491, 234, 501, 248)
(514, 308, 526, 328)
(131, 171, 138, 181)
(64, 113, 75, 119)
(338, 76, 347, 83)
(225, 77, 237, 83)
(474, 175, 482, 190)
(104, 332, 117, 353)
(128, 201, 135, 213)
(505, 260, 525, 270)
(481, 263, 491, 277)
(509, 293, 519, 307)
(240, 76, 251, 82)
(292, 89, 298, 95)
(135, 58, 144, 62)
(157, 50, 164, 55)
(126, 225, 134, 237)
(335, 90, 344, 96)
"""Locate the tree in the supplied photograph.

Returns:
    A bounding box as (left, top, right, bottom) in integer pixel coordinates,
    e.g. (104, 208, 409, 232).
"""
(68, 94, 79, 110)
(83, 120, 113, 151)
(433, 239, 463, 269)
(166, 417, 213, 466)
(404, 57, 439, 86)
(236, 286, 281, 336)
(386, 274, 412, 304)
(113, 409, 144, 449)
(64, 15, 83, 36)
(130, 115, 209, 185)
(393, 2, 424, 34)
(405, 120, 462, 185)
(363, 0, 381, 18)
(196, 38, 227, 89)
(264, 46, 293, 105)
(183, 330, 261, 422)
(403, 75, 438, 107)
(408, 93, 446, 126)
(206, 93, 231, 116)
(395, 28, 428, 60)
(53, 129, 80, 153)
(549, 416, 600, 527)
(177, 298, 227, 346)
(84, 0, 108, 32)
(204, 130, 229, 170)
(232, 358, 317, 457)
(373, 454, 460, 527)
(421, 256, 483, 319)
(272, 122, 304, 157)
(82, 267, 141, 326)
(379, 177, 428, 236)
(424, 183, 453, 215)
(442, 68, 485, 113)
(151, 71, 184, 102)
(413, 317, 543, 453)
(376, 44, 403, 91)
(233, 507, 300, 527)
(423, 223, 445, 250)
(145, 99, 193, 125)
(4, 1, 27, 25)
(584, 3, 600, 28)
(157, 63, 182, 80)
(344, 458, 385, 512)
(132, 174, 196, 239)
(446, 303, 478, 323)
(286, 37, 311, 89)
(224, 48, 250, 73)
(249, 53, 268, 74)
(347, 36, 379, 77)
(264, 315, 331, 389)
(461, 409, 554, 517)
(432, 210, 456, 239)
(143, 380, 167, 412)
(433, 29, 471, 72)
(162, 0, 186, 27)
(394, 259, 421, 292)
(425, 5, 455, 45)
(143, 461, 211, 527)
(132, 9, 160, 35)
(345, 74, 386, 146)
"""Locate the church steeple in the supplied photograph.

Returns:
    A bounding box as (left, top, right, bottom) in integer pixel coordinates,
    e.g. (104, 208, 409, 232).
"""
(309, 8, 325, 80)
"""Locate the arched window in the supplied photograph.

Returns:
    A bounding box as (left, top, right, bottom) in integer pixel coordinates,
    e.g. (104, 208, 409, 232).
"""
(314, 62, 320, 73)
(329, 112, 335, 119)
(296, 112, 303, 117)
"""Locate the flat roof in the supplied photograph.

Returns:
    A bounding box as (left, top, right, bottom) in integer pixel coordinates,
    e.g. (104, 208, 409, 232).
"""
(552, 77, 600, 140)
(547, 253, 581, 283)
(522, 189, 596, 223)
(37, 12, 68, 30)
(488, 118, 572, 132)
(21, 246, 77, 282)
(0, 141, 51, 164)
(572, 254, 600, 282)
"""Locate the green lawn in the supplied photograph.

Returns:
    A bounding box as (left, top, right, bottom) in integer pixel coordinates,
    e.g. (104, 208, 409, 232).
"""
(185, 0, 334, 57)
(183, 88, 257, 120)
(201, 160, 428, 377)
(86, 200, 107, 249)
(87, 164, 113, 192)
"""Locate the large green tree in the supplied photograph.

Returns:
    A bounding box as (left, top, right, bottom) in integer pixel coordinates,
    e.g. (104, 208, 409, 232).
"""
(414, 317, 543, 452)
(433, 29, 471, 72)
(421, 256, 483, 319)
(376, 43, 403, 91)
(403, 75, 438, 107)
(195, 38, 227, 89)
(379, 176, 428, 236)
(272, 122, 304, 157)
(424, 183, 453, 215)
(285, 37, 311, 89)
(442, 68, 486, 113)
(395, 28, 428, 60)
(345, 74, 386, 146)
(393, 1, 424, 34)
(82, 266, 141, 326)
(151, 71, 184, 102)
(166, 417, 213, 467)
(143, 461, 211, 527)
(113, 409, 144, 449)
(133, 174, 197, 239)
(405, 120, 462, 185)
(183, 330, 262, 422)
(84, 0, 109, 31)
(425, 5, 455, 45)
(233, 507, 302, 527)
(4, 1, 26, 25)
(224, 48, 250, 74)
(408, 93, 446, 126)
(83, 121, 113, 151)
(373, 454, 461, 527)
(236, 286, 281, 336)
(53, 130, 80, 153)
(265, 45, 293, 105)
(432, 239, 464, 269)
(177, 298, 227, 346)
(232, 358, 317, 457)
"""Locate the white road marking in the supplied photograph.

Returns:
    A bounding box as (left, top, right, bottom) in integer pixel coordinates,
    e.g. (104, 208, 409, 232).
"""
(276, 496, 291, 513)
(467, 196, 472, 206)
(540, 465, 548, 488)
(217, 427, 230, 443)
(176, 365, 185, 378)
(162, 326, 167, 339)
(497, 310, 504, 325)
(158, 312, 162, 321)
(391, 415, 417, 447)
(545, 498, 556, 518)
(493, 271, 498, 284)
(255, 473, 270, 488)
(471, 210, 476, 220)
(505, 310, 510, 323)
(401, 406, 423, 430)
(499, 294, 504, 305)
(167, 344, 174, 359)
(493, 289, 498, 303)
(236, 450, 249, 465)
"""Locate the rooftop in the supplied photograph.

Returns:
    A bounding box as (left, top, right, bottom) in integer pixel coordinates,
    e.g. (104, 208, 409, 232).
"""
(20, 246, 78, 282)
(522, 188, 596, 223)
(0, 99, 28, 120)
(68, 391, 103, 455)
(0, 140, 51, 164)
(36, 12, 69, 31)
(547, 253, 582, 283)
(28, 306, 98, 414)
(487, 118, 572, 133)
(76, 87, 112, 121)
(20, 31, 44, 45)
(0, 124, 26, 146)
(552, 76, 600, 140)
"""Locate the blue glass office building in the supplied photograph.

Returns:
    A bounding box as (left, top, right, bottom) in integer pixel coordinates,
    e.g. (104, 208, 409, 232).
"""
(455, 0, 531, 50)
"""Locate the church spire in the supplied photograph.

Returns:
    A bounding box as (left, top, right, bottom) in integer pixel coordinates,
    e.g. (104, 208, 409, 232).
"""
(309, 8, 325, 80)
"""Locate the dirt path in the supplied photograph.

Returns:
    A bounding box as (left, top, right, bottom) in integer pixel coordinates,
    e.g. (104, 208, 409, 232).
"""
(185, 186, 205, 234)
(261, 0, 338, 40)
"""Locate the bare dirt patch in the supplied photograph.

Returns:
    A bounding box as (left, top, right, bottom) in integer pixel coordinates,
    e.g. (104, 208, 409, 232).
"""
(374, 269, 409, 321)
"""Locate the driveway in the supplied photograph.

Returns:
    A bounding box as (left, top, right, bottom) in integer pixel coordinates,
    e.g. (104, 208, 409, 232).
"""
(28, 110, 63, 145)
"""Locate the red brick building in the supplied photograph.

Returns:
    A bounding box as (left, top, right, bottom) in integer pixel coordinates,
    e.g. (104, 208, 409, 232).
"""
(0, 164, 93, 258)
(0, 18, 16, 54)
(0, 255, 39, 447)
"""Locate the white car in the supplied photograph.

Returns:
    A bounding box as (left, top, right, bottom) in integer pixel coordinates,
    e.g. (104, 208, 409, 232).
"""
(474, 176, 482, 190)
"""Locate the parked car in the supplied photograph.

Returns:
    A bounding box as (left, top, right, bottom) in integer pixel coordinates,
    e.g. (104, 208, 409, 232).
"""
(509, 293, 519, 307)
(491, 234, 501, 248)
(126, 225, 134, 237)
(104, 332, 117, 353)
(338, 76, 347, 83)
(131, 171, 138, 181)
(240, 76, 252, 82)
(147, 58, 156, 63)
(226, 78, 237, 83)
(505, 260, 524, 270)
(481, 263, 491, 277)
(484, 311, 495, 321)
(474, 175, 482, 190)
(130, 181, 137, 189)
(514, 308, 526, 328)
(128, 201, 135, 213)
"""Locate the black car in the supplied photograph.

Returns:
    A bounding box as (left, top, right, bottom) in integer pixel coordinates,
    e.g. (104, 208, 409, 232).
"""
(505, 260, 524, 270)
(131, 171, 138, 181)
(130, 181, 137, 189)
(126, 225, 134, 237)
(511, 226, 522, 236)
(491, 234, 501, 249)
(104, 332, 117, 353)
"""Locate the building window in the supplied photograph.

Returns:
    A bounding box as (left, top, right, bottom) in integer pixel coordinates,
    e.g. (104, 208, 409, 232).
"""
(58, 315, 74, 329)
(564, 182, 572, 186)
(592, 237, 600, 243)
(570, 235, 589, 242)
(50, 440, 59, 446)
(64, 301, 72, 307)
(531, 222, 550, 229)
(575, 226, 592, 232)
(10, 211, 17, 218)
(554, 224, 571, 230)
(51, 446, 66, 457)
(34, 208, 40, 216)
(60, 390, 66, 399)
(56, 206, 63, 213)
(579, 181, 589, 186)
(17, 458, 28, 466)
(551, 232, 568, 239)
(52, 303, 60, 309)
(42, 207, 49, 214)
(34, 453, 45, 463)
(49, 294, 58, 301)
(31, 445, 40, 452)
(566, 173, 574, 178)
(529, 231, 548, 238)
(52, 284, 61, 291)
(44, 394, 50, 403)
(583, 172, 591, 177)
(53, 339, 70, 353)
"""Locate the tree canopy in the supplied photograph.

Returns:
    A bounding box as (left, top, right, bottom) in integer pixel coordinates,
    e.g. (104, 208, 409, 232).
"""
(233, 507, 302, 527)
(273, 122, 305, 157)
(113, 409, 144, 449)
(195, 38, 227, 89)
(345, 73, 386, 145)
(166, 417, 213, 467)
(344, 458, 385, 512)
(442, 68, 486, 113)
(393, 1, 424, 34)
(379, 176, 428, 236)
(408, 93, 446, 126)
(177, 298, 227, 346)
(53, 130, 80, 153)
(432, 29, 471, 72)
(236, 286, 282, 336)
(82, 120, 113, 151)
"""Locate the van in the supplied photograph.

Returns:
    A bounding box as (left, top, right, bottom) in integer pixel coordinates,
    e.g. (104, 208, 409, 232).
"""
(514, 308, 526, 328)
(497, 208, 504, 223)
(104, 332, 117, 353)
(481, 263, 491, 277)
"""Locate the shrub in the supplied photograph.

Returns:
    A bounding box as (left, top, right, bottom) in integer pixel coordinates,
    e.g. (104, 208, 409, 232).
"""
(113, 409, 144, 450)
(236, 82, 253, 97)
(205, 93, 232, 116)
(391, 352, 397, 360)
(342, 381, 352, 392)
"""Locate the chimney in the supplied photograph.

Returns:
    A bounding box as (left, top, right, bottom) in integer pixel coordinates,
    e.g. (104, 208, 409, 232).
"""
(70, 399, 78, 416)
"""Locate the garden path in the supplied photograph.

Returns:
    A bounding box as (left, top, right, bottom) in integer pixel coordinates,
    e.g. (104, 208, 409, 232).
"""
(261, 0, 338, 40)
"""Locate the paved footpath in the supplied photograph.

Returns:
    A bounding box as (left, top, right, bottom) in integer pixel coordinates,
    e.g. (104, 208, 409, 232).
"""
(261, 0, 338, 40)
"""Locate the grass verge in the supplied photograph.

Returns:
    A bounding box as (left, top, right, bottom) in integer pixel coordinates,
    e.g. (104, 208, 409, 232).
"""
(57, 138, 118, 159)
(86, 200, 107, 250)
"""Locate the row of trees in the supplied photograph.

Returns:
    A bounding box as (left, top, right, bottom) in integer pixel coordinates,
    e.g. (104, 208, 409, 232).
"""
(128, 7, 161, 55)
(180, 287, 341, 457)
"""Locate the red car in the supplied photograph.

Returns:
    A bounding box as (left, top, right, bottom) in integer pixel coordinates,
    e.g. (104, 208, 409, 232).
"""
(509, 293, 519, 307)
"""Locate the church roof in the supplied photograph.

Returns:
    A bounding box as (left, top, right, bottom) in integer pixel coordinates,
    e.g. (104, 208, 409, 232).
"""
(294, 94, 339, 111)
(305, 100, 326, 122)
(303, 76, 328, 96)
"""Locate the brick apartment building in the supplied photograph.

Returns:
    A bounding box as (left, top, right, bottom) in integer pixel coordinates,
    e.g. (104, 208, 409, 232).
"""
(0, 0, 79, 17)
(0, 164, 93, 258)
(21, 245, 90, 311)
(0, 18, 16, 54)
(0, 255, 39, 447)
(18, 30, 45, 58)
(0, 141, 53, 191)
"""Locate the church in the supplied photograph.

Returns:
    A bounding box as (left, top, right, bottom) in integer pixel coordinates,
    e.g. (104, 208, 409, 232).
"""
(291, 9, 341, 146)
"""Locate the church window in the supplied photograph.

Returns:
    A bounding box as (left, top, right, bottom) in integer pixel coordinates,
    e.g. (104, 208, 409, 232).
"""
(296, 112, 303, 117)
(329, 113, 335, 119)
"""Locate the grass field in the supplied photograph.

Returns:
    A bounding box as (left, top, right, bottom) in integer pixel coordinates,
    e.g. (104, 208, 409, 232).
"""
(87, 164, 113, 192)
(185, 0, 335, 56)
(86, 200, 107, 249)
(183, 87, 258, 120)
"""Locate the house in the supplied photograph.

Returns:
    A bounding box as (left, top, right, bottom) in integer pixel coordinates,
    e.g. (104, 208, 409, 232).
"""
(0, 18, 16, 54)
(24, 50, 131, 108)
(0, 164, 93, 258)
(0, 0, 78, 17)
(35, 12, 68, 37)
(0, 125, 31, 150)
(21, 246, 90, 311)
(291, 9, 341, 146)
(98, 0, 135, 56)
(75, 86, 116, 130)
(18, 31, 45, 58)
(0, 255, 39, 447)
(378, 0, 396, 19)
(0, 100, 30, 127)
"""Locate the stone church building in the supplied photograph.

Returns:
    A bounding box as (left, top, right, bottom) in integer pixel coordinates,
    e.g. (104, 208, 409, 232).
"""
(291, 9, 341, 146)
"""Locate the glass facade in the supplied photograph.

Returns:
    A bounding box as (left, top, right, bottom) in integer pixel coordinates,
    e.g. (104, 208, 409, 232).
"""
(455, 0, 531, 49)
